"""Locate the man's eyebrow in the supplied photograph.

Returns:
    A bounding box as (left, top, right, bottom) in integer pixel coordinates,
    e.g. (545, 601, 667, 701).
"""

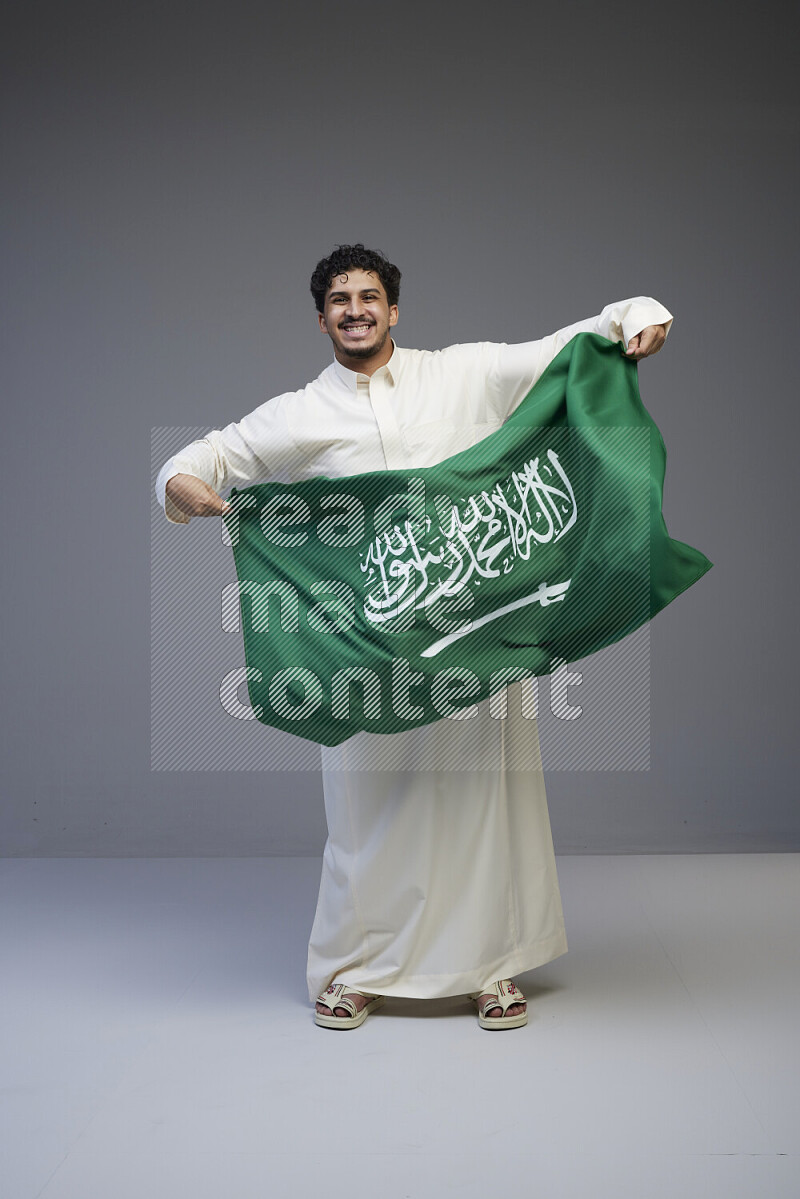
(327, 287, 382, 298)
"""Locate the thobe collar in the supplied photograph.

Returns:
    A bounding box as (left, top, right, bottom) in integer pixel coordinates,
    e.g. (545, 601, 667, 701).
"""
(331, 340, 400, 392)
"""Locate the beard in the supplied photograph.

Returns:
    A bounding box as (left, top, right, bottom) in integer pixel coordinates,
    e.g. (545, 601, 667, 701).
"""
(336, 324, 389, 359)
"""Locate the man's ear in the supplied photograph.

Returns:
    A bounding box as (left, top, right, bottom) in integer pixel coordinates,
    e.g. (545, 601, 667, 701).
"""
(389, 305, 399, 327)
(318, 312, 328, 334)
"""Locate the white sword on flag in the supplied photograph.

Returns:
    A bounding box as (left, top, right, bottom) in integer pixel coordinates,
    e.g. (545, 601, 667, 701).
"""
(419, 578, 572, 658)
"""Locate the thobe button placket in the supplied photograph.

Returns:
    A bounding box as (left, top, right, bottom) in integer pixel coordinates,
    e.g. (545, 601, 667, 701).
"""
(364, 368, 405, 471)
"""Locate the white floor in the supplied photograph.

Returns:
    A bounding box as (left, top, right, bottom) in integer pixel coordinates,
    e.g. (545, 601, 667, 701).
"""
(1, 854, 797, 1199)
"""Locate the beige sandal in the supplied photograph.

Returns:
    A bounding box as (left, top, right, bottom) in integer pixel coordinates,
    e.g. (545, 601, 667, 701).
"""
(314, 983, 385, 1029)
(470, 979, 528, 1030)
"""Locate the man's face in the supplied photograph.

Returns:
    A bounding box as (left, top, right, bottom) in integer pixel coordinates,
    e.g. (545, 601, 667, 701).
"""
(318, 268, 398, 363)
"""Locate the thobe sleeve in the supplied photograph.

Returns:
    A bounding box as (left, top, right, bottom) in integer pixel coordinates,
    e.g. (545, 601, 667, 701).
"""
(155, 393, 297, 525)
(487, 296, 674, 422)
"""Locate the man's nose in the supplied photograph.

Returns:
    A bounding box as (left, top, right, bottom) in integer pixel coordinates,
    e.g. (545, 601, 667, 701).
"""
(345, 297, 366, 317)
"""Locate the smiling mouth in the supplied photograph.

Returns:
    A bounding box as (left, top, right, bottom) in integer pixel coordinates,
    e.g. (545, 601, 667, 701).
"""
(340, 322, 374, 337)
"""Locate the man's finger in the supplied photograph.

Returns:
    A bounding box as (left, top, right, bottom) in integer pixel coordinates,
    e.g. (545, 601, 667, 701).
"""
(202, 491, 229, 516)
(166, 474, 230, 517)
(637, 327, 657, 356)
(625, 334, 641, 356)
(640, 324, 668, 358)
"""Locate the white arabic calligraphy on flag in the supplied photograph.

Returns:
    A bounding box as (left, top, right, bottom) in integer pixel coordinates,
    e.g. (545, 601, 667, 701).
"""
(360, 448, 577, 632)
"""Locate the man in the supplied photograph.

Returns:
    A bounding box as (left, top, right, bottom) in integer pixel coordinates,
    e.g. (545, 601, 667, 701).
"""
(156, 244, 671, 1029)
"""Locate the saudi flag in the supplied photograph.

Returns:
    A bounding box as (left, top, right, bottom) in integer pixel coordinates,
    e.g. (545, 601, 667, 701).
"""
(222, 333, 711, 746)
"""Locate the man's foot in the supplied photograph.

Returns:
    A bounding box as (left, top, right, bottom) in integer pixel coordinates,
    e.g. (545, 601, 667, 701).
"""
(315, 989, 372, 1019)
(475, 993, 526, 1018)
(472, 979, 528, 1028)
(314, 983, 385, 1028)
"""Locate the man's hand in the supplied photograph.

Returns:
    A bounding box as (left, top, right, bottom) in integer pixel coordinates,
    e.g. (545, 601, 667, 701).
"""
(166, 473, 232, 518)
(625, 323, 668, 360)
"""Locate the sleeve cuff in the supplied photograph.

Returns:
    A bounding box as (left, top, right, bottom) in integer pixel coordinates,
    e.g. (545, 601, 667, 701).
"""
(620, 298, 674, 346)
(155, 459, 191, 525)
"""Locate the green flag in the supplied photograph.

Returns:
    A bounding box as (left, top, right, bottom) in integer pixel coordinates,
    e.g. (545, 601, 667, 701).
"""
(222, 333, 711, 745)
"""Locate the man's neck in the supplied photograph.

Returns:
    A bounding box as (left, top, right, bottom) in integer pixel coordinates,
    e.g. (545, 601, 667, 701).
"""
(334, 339, 395, 378)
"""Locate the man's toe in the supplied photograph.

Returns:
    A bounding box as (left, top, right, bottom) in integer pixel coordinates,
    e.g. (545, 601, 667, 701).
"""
(316, 991, 367, 1019)
(479, 993, 526, 1018)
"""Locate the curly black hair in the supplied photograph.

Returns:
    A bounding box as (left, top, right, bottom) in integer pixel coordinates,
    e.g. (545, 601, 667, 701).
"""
(310, 244, 401, 313)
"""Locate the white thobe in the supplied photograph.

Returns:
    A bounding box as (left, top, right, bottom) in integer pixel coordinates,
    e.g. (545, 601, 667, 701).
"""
(156, 296, 673, 1002)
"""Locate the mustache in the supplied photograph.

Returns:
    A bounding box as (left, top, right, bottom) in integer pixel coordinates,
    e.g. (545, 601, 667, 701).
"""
(339, 318, 376, 328)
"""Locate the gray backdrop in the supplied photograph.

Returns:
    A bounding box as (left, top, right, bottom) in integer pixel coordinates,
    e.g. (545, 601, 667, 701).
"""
(3, 1, 798, 855)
